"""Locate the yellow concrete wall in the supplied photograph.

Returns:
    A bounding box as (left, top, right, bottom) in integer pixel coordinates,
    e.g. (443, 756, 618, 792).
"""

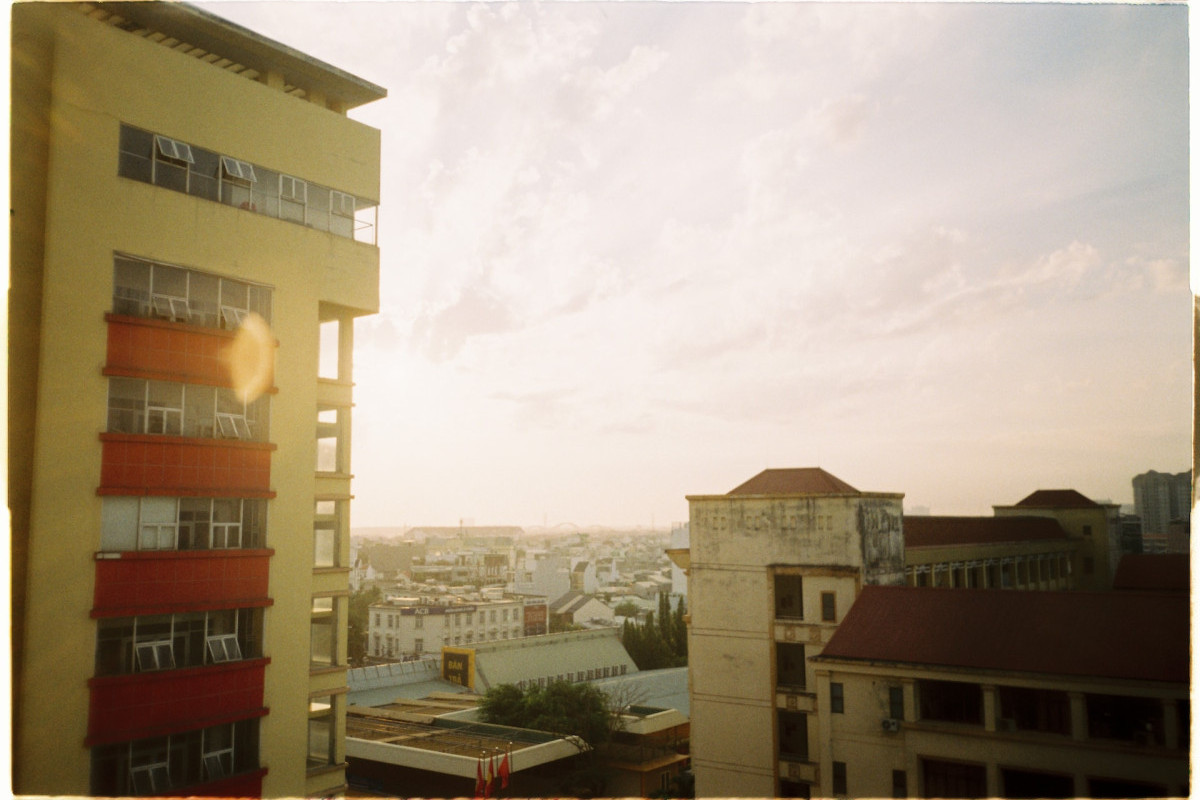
(13, 6, 379, 796)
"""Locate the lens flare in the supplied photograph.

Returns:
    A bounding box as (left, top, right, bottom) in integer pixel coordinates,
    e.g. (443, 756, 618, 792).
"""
(223, 312, 274, 403)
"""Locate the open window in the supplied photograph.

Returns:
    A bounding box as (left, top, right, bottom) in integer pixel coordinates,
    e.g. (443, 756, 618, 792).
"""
(202, 724, 235, 781)
(134, 640, 175, 672)
(154, 135, 194, 193)
(129, 737, 172, 794)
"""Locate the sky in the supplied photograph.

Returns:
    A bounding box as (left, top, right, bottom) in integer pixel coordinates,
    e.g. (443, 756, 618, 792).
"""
(202, 1, 1190, 529)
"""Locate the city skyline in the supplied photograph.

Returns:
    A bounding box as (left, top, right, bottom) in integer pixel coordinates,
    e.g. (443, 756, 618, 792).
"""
(204, 1, 1190, 528)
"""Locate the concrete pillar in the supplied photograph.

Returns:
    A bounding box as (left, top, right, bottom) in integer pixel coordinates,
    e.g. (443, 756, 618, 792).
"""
(985, 762, 1001, 799)
(1069, 692, 1087, 741)
(982, 684, 997, 732)
(1162, 698, 1179, 749)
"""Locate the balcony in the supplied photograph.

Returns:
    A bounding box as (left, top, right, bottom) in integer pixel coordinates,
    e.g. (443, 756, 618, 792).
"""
(93, 548, 272, 617)
(87, 658, 268, 745)
(106, 313, 243, 387)
(99, 433, 274, 496)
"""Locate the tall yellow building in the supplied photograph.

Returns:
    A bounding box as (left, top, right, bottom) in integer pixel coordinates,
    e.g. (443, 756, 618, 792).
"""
(10, 3, 384, 796)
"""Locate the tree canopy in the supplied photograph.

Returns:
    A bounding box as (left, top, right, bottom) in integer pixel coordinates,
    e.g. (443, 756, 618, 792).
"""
(621, 594, 687, 670)
(478, 681, 613, 751)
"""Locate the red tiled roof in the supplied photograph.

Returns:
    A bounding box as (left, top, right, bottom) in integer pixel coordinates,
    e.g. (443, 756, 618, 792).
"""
(1112, 554, 1190, 592)
(727, 468, 859, 496)
(904, 516, 1070, 548)
(818, 586, 1188, 683)
(1013, 489, 1099, 508)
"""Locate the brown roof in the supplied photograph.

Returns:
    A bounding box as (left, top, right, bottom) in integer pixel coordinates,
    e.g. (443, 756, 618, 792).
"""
(904, 516, 1070, 548)
(1112, 554, 1191, 592)
(1013, 489, 1099, 508)
(728, 468, 859, 496)
(818, 586, 1188, 684)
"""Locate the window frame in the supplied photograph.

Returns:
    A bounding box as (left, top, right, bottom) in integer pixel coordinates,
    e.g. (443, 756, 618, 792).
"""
(830, 682, 844, 714)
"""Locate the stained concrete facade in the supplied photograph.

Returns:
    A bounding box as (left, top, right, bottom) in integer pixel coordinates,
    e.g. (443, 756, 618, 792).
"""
(685, 468, 903, 796)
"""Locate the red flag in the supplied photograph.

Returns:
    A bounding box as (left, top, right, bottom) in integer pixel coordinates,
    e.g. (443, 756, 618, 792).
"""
(499, 751, 510, 789)
(474, 757, 485, 798)
(485, 754, 496, 797)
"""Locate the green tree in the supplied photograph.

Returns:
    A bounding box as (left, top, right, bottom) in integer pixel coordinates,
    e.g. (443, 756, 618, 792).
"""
(613, 600, 640, 618)
(672, 596, 688, 661)
(347, 584, 381, 665)
(479, 680, 613, 752)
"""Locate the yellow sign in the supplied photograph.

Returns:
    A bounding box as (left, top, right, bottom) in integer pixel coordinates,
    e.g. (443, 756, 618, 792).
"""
(441, 647, 475, 689)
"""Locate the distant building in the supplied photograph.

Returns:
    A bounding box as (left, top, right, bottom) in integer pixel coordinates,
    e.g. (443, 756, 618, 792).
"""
(668, 524, 690, 596)
(1132, 470, 1192, 551)
(994, 489, 1121, 590)
(368, 596, 529, 658)
(550, 591, 617, 628)
(440, 627, 638, 692)
(903, 516, 1077, 590)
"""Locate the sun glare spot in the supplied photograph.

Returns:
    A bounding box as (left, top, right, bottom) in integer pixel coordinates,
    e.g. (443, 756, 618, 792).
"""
(223, 312, 274, 403)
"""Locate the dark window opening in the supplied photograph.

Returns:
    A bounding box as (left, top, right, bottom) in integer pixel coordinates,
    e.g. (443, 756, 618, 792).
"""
(775, 574, 803, 619)
(821, 592, 836, 622)
(830, 682, 844, 714)
(998, 686, 1071, 735)
(1087, 778, 1169, 799)
(1086, 694, 1164, 744)
(832, 761, 847, 796)
(777, 710, 808, 762)
(776, 642, 806, 689)
(1001, 768, 1074, 799)
(921, 758, 987, 799)
(918, 679, 983, 725)
(889, 686, 905, 720)
(892, 769, 907, 799)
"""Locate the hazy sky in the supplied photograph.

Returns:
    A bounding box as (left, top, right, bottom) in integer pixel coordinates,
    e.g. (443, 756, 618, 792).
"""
(203, 1, 1190, 529)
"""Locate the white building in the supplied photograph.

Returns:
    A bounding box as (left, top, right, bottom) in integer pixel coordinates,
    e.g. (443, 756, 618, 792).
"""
(369, 597, 526, 659)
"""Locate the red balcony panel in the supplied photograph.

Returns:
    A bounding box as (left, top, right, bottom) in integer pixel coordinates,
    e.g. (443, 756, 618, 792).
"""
(99, 434, 275, 496)
(186, 767, 267, 798)
(87, 659, 269, 745)
(105, 314, 236, 388)
(92, 549, 274, 617)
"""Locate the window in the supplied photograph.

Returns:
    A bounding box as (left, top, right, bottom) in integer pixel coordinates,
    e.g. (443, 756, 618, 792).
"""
(112, 254, 272, 329)
(776, 643, 806, 689)
(201, 724, 235, 781)
(921, 759, 987, 799)
(414, 638, 423, 653)
(306, 694, 334, 769)
(889, 686, 905, 720)
(777, 710, 808, 761)
(316, 405, 345, 473)
(117, 125, 375, 242)
(91, 719, 259, 796)
(1001, 768, 1073, 799)
(918, 680, 983, 725)
(1086, 693, 1164, 744)
(821, 592, 836, 622)
(101, 497, 266, 552)
(107, 376, 270, 442)
(280, 174, 307, 223)
(775, 574, 803, 619)
(830, 682, 844, 714)
(832, 761, 847, 795)
(415, 616, 423, 629)
(998, 686, 1070, 735)
(95, 609, 262, 676)
(892, 769, 907, 799)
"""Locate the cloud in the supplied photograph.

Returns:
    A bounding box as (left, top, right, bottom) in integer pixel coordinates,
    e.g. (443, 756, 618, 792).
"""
(411, 286, 519, 362)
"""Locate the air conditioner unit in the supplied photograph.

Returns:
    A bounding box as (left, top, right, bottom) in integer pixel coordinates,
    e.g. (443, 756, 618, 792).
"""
(881, 718, 901, 733)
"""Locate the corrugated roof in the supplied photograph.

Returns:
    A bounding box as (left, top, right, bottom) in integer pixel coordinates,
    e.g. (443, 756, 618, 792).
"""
(904, 516, 1070, 548)
(727, 468, 859, 496)
(1013, 489, 1099, 508)
(818, 586, 1187, 684)
(1112, 554, 1190, 592)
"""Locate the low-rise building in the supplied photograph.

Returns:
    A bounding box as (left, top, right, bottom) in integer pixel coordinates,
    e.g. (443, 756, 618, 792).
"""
(811, 586, 1188, 799)
(903, 516, 1077, 590)
(368, 596, 528, 659)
